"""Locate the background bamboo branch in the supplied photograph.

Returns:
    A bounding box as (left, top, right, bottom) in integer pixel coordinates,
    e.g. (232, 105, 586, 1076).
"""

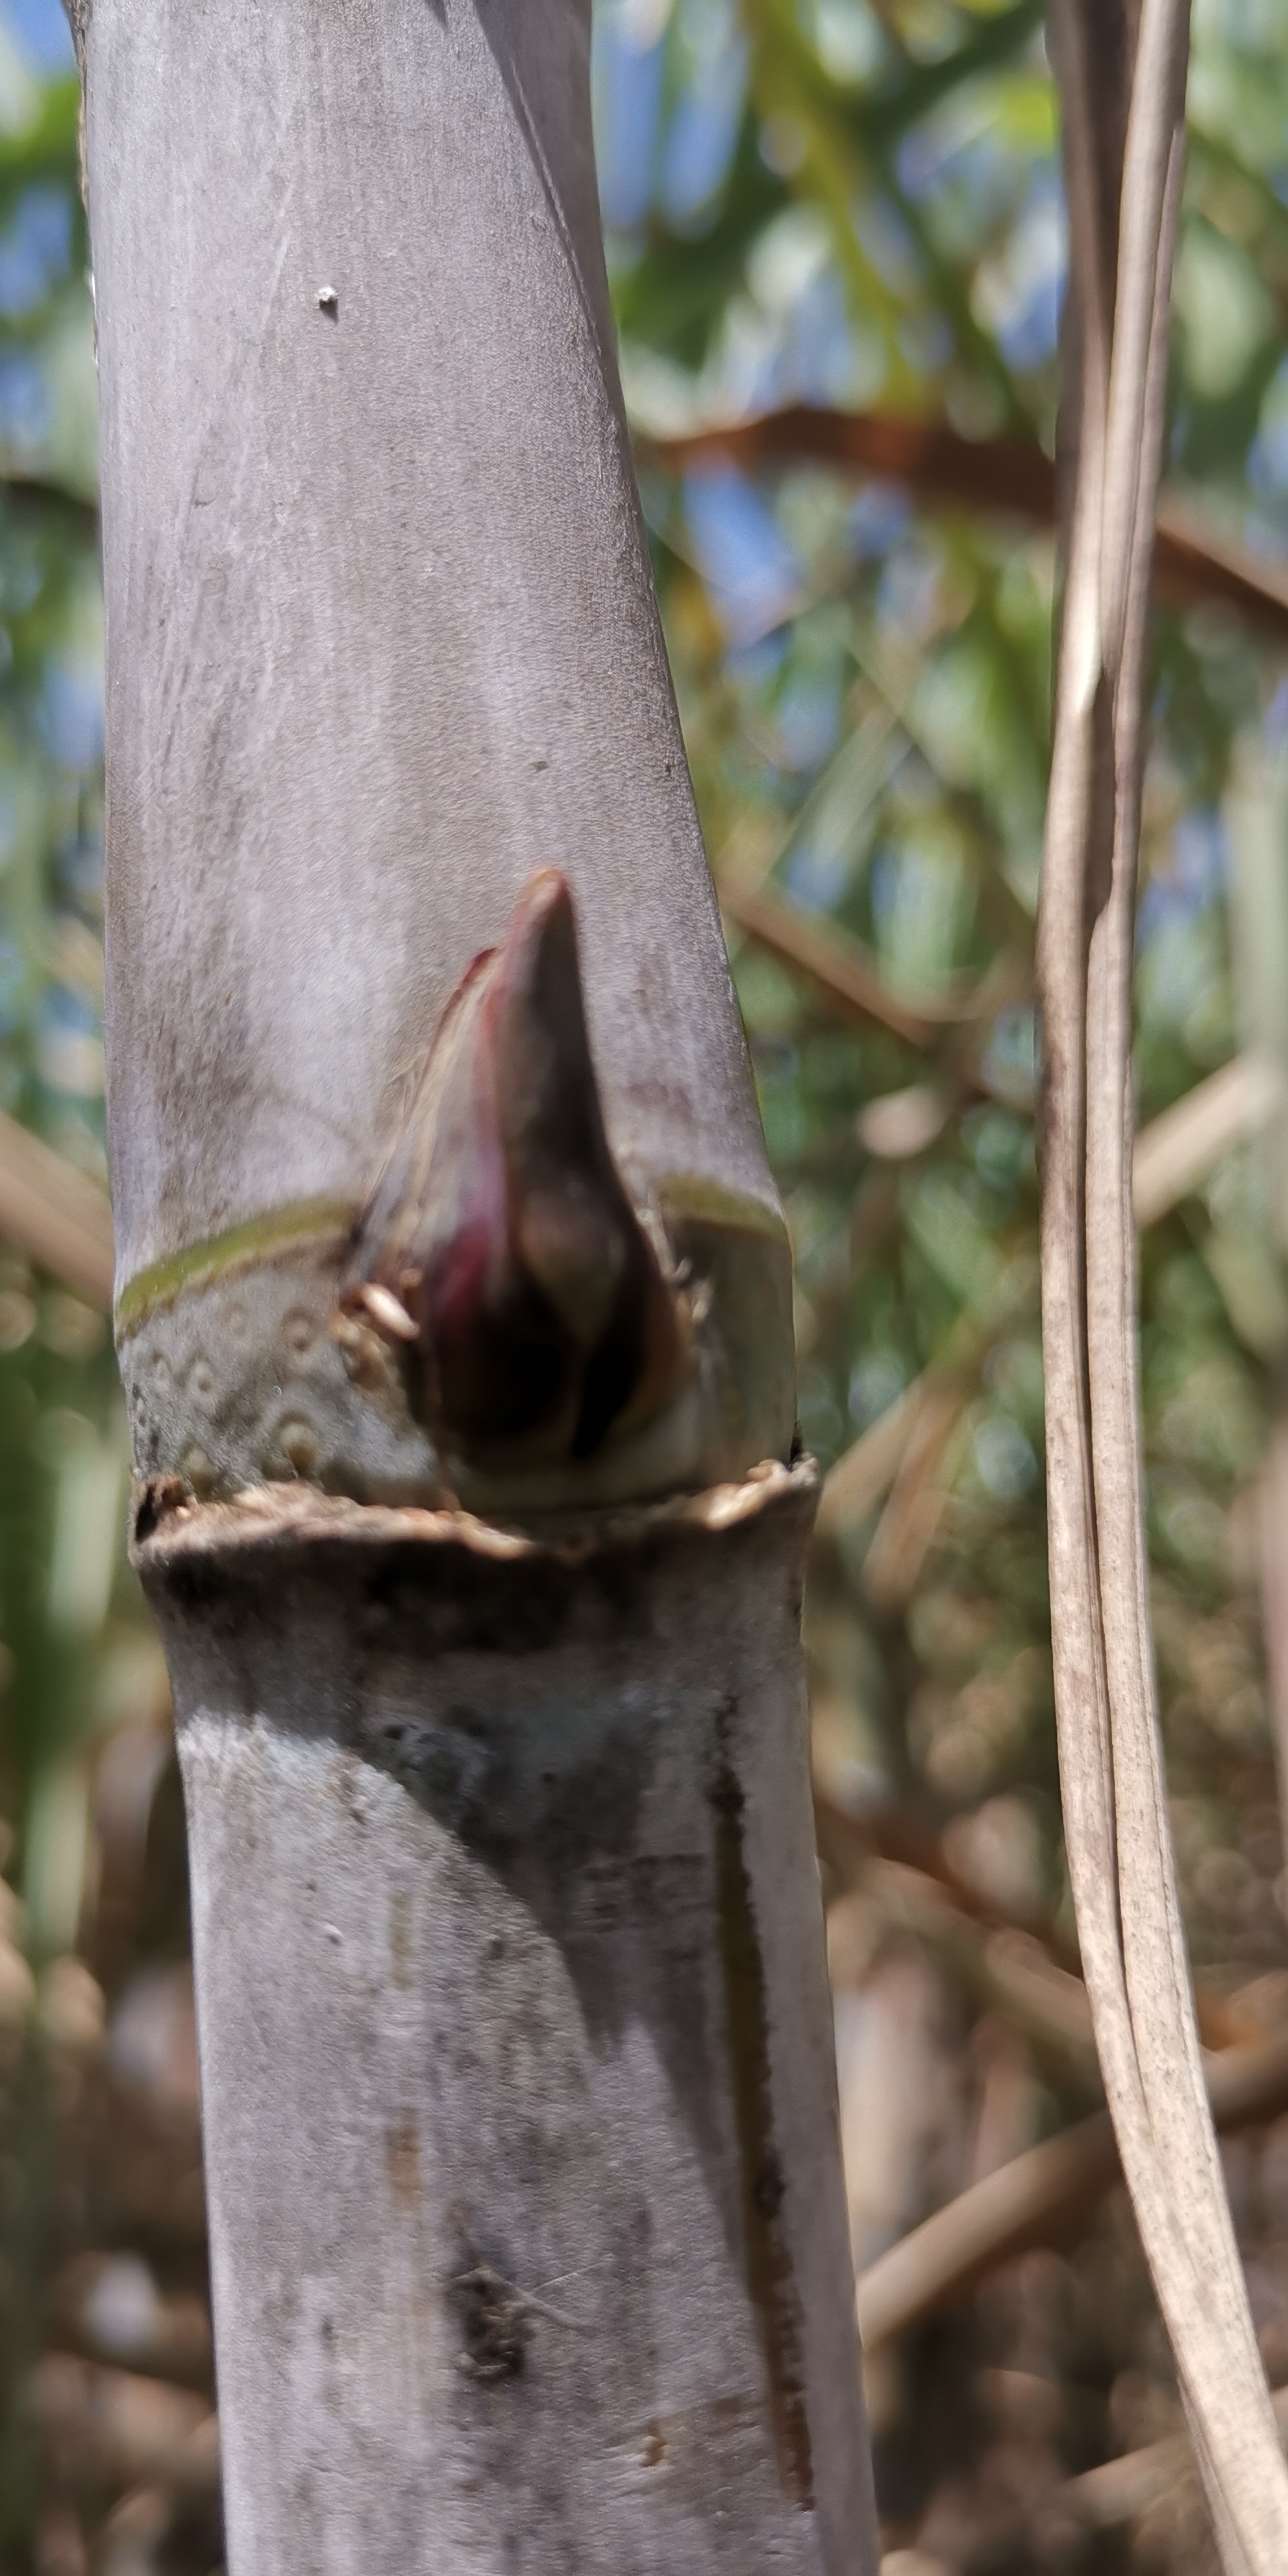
(0, 1109, 114, 1308)
(644, 408, 1288, 639)
(856, 2023, 1288, 2349)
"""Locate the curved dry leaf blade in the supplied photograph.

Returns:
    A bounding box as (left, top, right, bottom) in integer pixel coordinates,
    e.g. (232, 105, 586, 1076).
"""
(1037, 0, 1288, 2565)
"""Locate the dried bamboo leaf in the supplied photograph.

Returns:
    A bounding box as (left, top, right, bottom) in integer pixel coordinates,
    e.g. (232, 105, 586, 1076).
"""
(1036, 0, 1288, 2563)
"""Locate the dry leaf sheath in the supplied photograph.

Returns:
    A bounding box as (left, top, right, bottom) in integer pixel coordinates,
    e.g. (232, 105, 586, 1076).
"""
(1037, 0, 1288, 2566)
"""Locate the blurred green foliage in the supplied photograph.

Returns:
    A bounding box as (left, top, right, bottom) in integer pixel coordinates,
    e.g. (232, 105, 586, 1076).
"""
(0, 25, 132, 1983)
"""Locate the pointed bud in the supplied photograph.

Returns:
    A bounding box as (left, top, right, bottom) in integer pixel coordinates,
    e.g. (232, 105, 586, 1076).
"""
(344, 869, 686, 1467)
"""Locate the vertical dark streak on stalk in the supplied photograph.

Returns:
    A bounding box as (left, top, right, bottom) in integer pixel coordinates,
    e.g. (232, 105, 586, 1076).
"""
(711, 1696, 815, 2511)
(1086, 675, 1119, 934)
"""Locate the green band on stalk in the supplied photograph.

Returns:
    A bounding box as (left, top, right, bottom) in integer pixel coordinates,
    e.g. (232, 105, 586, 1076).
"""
(114, 1196, 353, 1338)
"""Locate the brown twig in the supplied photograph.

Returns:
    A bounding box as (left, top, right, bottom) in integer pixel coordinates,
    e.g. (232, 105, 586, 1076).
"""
(717, 878, 971, 1044)
(1063, 2418, 1203, 2533)
(645, 406, 1054, 518)
(847, 1853, 1102, 2096)
(818, 1794, 1243, 2055)
(642, 408, 1288, 639)
(856, 2026, 1288, 2351)
(860, 1381, 970, 1611)
(1064, 2385, 1288, 2533)
(0, 466, 99, 539)
(815, 1789, 1078, 1964)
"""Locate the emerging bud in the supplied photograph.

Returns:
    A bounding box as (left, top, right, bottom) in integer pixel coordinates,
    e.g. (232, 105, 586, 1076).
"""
(343, 870, 687, 1468)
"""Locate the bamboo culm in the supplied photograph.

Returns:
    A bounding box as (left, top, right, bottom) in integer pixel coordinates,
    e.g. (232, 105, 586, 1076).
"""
(80, 0, 878, 2566)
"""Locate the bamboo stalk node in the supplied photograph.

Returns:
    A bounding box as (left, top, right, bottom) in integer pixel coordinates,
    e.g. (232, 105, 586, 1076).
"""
(129, 1453, 819, 1576)
(141, 1444, 874, 2572)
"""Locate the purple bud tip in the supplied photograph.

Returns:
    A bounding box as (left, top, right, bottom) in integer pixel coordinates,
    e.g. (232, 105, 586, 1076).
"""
(344, 869, 686, 1466)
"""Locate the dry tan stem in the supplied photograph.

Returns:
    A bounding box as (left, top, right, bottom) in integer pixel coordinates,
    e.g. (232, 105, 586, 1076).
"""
(1035, 0, 1288, 2562)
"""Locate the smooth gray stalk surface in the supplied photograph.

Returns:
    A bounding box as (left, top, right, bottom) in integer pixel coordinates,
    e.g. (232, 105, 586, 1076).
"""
(83, 2, 878, 2568)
